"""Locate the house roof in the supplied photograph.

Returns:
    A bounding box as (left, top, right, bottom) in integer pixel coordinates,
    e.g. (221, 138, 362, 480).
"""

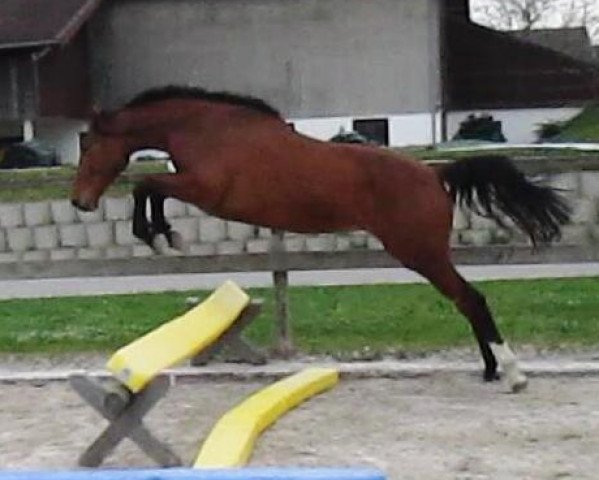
(0, 0, 102, 51)
(510, 27, 597, 65)
(445, 17, 599, 110)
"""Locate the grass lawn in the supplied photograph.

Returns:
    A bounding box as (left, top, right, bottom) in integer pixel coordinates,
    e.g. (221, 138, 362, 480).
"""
(0, 161, 168, 202)
(1, 277, 598, 355)
(554, 104, 599, 143)
(401, 145, 599, 161)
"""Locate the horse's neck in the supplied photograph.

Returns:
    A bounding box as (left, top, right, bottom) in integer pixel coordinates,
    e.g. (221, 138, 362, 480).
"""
(122, 100, 278, 151)
(121, 104, 198, 151)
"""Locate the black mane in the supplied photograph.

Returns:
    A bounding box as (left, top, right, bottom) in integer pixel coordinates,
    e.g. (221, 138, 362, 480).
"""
(125, 85, 281, 117)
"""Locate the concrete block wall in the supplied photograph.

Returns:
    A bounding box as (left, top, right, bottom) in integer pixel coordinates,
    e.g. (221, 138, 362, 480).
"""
(0, 171, 598, 265)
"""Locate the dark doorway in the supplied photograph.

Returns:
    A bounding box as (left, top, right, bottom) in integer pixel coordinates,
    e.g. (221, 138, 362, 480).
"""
(352, 118, 389, 146)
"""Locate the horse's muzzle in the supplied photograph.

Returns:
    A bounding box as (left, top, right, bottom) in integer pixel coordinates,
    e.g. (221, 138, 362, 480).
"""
(71, 198, 96, 212)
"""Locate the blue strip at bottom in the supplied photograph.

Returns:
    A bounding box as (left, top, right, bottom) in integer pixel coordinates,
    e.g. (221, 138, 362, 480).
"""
(0, 468, 386, 480)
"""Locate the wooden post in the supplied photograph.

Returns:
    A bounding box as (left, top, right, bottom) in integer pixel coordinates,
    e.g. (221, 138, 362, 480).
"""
(270, 229, 294, 357)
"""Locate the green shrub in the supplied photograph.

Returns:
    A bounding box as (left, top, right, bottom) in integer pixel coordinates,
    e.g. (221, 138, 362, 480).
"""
(535, 121, 564, 141)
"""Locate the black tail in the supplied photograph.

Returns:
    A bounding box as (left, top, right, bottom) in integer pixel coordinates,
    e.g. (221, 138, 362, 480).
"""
(439, 155, 571, 246)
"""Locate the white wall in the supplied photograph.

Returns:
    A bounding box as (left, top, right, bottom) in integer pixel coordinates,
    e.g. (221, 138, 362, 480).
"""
(447, 107, 583, 144)
(35, 118, 88, 165)
(32, 110, 439, 168)
(290, 112, 441, 147)
(389, 112, 442, 147)
(291, 117, 353, 141)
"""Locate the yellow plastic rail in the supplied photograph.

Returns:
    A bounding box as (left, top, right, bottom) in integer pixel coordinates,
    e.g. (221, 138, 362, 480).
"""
(194, 367, 339, 468)
(107, 280, 250, 393)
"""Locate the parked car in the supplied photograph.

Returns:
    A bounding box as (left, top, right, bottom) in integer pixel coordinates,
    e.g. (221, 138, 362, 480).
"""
(0, 141, 59, 169)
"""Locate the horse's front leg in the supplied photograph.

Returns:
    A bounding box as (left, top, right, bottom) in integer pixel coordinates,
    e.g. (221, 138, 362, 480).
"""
(132, 174, 194, 251)
(132, 183, 156, 248)
(149, 193, 184, 250)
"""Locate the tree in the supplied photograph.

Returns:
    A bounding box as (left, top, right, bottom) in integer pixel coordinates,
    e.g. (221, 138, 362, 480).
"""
(471, 0, 599, 43)
(564, 0, 599, 43)
(471, 0, 557, 30)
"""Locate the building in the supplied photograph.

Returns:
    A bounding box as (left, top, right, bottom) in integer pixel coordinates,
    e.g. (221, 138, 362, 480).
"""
(444, 11, 599, 143)
(0, 0, 98, 164)
(87, 0, 443, 148)
(0, 0, 597, 165)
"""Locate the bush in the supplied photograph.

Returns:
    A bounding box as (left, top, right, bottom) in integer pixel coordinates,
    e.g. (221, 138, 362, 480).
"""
(453, 113, 506, 143)
(329, 130, 370, 145)
(535, 121, 564, 141)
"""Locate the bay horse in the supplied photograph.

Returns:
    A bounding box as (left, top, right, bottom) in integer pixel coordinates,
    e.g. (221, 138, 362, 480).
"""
(71, 85, 571, 392)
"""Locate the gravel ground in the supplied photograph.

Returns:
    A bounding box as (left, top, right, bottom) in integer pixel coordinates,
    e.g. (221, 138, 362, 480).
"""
(1, 365, 599, 480)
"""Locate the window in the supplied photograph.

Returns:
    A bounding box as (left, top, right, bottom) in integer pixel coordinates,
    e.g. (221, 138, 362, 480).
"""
(352, 118, 389, 146)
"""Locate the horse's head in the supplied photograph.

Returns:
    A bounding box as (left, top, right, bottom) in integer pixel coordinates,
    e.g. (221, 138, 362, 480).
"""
(71, 111, 130, 212)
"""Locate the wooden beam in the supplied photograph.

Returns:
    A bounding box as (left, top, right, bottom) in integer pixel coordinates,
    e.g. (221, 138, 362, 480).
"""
(0, 244, 597, 280)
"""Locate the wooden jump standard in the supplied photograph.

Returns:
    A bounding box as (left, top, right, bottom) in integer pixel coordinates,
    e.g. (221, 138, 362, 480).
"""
(69, 281, 265, 467)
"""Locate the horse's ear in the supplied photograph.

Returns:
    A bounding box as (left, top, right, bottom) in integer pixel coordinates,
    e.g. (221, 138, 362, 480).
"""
(91, 110, 124, 135)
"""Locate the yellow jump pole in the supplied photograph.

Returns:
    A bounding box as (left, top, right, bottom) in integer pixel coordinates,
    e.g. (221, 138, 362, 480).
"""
(195, 367, 339, 468)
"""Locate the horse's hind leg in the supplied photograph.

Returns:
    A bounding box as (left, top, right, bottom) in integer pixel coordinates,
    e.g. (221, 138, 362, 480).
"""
(424, 260, 526, 392)
(396, 247, 527, 392)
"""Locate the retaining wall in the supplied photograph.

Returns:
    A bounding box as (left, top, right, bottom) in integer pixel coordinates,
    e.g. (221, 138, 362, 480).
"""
(0, 171, 598, 273)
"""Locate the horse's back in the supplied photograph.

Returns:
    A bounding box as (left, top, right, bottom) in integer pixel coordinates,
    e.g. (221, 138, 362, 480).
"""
(268, 136, 450, 235)
(175, 119, 450, 236)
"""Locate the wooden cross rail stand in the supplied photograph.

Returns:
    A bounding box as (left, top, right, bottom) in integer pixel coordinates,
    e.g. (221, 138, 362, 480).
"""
(70, 374, 179, 467)
(69, 281, 265, 468)
(191, 300, 265, 366)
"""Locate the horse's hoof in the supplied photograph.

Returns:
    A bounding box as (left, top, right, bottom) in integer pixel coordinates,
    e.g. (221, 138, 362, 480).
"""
(483, 369, 500, 382)
(152, 234, 170, 254)
(168, 230, 184, 251)
(509, 374, 528, 394)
